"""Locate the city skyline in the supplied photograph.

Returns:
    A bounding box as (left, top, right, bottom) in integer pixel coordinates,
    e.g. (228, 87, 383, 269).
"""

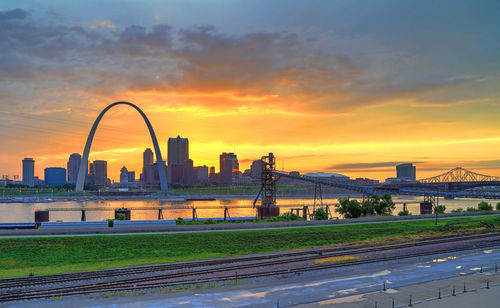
(1, 1, 499, 181)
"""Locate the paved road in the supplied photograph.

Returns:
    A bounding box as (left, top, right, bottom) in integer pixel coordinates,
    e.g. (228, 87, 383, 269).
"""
(1, 214, 498, 239)
(9, 246, 500, 307)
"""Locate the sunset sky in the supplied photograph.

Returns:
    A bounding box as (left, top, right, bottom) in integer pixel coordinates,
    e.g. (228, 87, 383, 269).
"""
(0, 0, 499, 182)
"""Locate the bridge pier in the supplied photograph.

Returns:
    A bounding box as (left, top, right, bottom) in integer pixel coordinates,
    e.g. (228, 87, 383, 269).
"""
(224, 207, 231, 221)
(192, 208, 198, 222)
(34, 210, 49, 223)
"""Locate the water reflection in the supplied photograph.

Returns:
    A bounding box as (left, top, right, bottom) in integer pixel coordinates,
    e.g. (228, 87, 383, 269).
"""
(0, 196, 497, 223)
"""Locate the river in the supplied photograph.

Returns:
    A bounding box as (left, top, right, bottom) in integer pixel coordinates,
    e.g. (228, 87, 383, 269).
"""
(0, 195, 498, 223)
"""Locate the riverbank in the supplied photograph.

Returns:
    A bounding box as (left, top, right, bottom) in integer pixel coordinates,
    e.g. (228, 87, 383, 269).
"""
(0, 215, 498, 278)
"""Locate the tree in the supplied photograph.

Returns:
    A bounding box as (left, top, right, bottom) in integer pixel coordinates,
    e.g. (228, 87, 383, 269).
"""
(84, 183, 98, 191)
(335, 198, 362, 218)
(361, 194, 395, 216)
(434, 205, 446, 214)
(478, 201, 493, 211)
(63, 183, 75, 191)
(497, 202, 500, 211)
(377, 194, 396, 215)
(314, 207, 329, 220)
(361, 195, 377, 216)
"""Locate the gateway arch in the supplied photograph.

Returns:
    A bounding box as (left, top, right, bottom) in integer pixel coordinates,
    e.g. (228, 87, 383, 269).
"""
(75, 102, 168, 192)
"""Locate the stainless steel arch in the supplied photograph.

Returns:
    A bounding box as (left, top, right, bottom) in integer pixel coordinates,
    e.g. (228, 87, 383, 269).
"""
(75, 102, 168, 192)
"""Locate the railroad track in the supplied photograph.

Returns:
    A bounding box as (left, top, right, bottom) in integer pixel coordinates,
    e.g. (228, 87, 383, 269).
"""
(0, 231, 496, 290)
(2, 237, 499, 302)
(1, 232, 499, 302)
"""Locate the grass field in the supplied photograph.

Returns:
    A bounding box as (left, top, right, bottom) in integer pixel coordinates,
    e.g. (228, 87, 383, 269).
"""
(0, 215, 499, 278)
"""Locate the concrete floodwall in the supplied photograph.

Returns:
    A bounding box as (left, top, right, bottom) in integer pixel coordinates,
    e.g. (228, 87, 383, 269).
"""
(0, 223, 36, 229)
(40, 221, 109, 229)
(113, 220, 176, 228)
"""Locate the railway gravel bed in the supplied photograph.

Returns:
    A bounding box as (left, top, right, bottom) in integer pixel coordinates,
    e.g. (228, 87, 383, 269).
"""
(1, 231, 500, 302)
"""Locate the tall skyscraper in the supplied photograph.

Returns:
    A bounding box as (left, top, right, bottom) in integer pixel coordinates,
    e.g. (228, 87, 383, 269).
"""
(44, 167, 66, 185)
(22, 158, 35, 187)
(219, 152, 239, 185)
(167, 136, 189, 183)
(93, 160, 107, 187)
(143, 148, 155, 187)
(67, 153, 81, 183)
(168, 136, 189, 165)
(396, 163, 416, 181)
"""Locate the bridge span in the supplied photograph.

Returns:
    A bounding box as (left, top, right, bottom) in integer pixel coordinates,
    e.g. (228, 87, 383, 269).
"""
(253, 153, 500, 218)
(272, 170, 500, 199)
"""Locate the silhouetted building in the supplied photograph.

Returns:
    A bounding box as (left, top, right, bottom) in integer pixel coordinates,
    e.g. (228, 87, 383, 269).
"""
(33, 176, 44, 186)
(143, 148, 155, 187)
(209, 166, 218, 183)
(93, 160, 107, 187)
(67, 153, 81, 183)
(183, 159, 194, 185)
(168, 136, 189, 165)
(219, 152, 239, 185)
(44, 167, 66, 185)
(194, 165, 209, 183)
(167, 136, 189, 183)
(22, 158, 35, 187)
(120, 166, 129, 184)
(127, 171, 135, 183)
(396, 163, 416, 181)
(250, 159, 263, 180)
(170, 164, 184, 183)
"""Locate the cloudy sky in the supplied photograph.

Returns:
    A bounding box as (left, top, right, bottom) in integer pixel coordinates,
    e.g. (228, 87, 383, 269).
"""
(0, 0, 499, 181)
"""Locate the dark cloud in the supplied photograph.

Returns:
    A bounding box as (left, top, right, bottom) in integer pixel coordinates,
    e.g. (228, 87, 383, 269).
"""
(0, 8, 29, 20)
(0, 7, 483, 113)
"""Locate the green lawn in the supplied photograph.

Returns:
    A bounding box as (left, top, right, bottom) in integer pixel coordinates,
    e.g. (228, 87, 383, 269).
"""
(0, 215, 499, 278)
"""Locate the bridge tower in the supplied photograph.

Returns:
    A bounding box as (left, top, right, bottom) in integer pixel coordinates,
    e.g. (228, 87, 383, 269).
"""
(257, 153, 280, 219)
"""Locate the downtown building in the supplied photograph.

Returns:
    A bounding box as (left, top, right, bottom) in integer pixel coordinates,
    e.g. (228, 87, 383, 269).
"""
(167, 136, 193, 185)
(44, 167, 66, 185)
(67, 153, 81, 183)
(219, 152, 239, 185)
(22, 158, 35, 187)
(396, 163, 416, 181)
(142, 148, 155, 188)
(92, 160, 107, 188)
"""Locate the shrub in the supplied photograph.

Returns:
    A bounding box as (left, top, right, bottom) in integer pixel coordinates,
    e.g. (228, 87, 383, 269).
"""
(203, 219, 216, 224)
(116, 213, 126, 220)
(314, 207, 329, 220)
(451, 208, 464, 213)
(175, 217, 185, 225)
(398, 210, 411, 216)
(266, 212, 303, 222)
(335, 198, 362, 218)
(107, 219, 114, 227)
(478, 201, 493, 211)
(497, 202, 500, 211)
(434, 205, 446, 214)
(466, 207, 478, 212)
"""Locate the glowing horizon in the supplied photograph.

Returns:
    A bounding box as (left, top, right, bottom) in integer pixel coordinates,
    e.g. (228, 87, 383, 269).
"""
(0, 1, 499, 182)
